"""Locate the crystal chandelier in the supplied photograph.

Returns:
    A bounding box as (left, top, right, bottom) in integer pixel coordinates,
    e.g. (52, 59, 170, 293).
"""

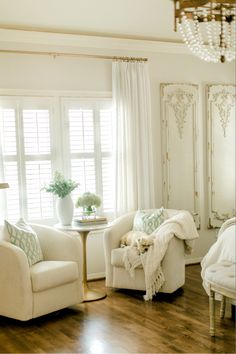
(174, 0, 236, 63)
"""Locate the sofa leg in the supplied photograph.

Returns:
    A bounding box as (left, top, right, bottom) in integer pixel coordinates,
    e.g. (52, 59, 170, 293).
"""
(209, 289, 215, 336)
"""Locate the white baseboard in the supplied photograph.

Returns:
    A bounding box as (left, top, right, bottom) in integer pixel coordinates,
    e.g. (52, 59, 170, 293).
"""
(185, 257, 202, 265)
(87, 272, 106, 281)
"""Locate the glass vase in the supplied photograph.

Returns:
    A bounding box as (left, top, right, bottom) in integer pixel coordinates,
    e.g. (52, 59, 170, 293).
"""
(83, 206, 96, 219)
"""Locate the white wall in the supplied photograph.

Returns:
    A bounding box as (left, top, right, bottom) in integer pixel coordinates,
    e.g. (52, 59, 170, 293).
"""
(147, 52, 234, 265)
(0, 31, 234, 278)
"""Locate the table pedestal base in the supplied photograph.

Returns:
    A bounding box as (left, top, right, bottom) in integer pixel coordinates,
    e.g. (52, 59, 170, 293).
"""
(83, 284, 107, 302)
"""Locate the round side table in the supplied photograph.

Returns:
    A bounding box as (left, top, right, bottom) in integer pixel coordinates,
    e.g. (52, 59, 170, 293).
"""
(55, 222, 111, 302)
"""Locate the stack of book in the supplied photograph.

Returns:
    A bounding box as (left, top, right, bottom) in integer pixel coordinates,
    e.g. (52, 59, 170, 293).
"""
(74, 215, 108, 225)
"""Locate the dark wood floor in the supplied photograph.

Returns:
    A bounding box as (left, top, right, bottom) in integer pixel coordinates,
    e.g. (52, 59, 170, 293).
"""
(0, 264, 235, 354)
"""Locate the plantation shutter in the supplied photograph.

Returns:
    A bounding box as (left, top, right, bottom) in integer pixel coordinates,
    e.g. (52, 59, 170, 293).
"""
(0, 108, 21, 220)
(69, 108, 96, 201)
(0, 99, 54, 221)
(0, 94, 114, 222)
(66, 100, 114, 216)
(23, 109, 53, 220)
(100, 109, 114, 213)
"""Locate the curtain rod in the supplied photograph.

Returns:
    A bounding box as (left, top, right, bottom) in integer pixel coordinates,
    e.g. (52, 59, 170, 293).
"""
(0, 49, 148, 62)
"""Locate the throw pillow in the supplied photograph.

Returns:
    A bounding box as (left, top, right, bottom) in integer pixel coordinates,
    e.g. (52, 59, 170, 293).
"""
(5, 218, 43, 266)
(133, 208, 165, 235)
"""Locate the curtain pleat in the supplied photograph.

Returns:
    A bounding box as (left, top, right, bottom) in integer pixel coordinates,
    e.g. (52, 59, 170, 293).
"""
(112, 61, 155, 216)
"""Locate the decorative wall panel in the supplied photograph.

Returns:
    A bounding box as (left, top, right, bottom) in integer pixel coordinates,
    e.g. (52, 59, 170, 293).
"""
(161, 83, 200, 228)
(207, 84, 236, 228)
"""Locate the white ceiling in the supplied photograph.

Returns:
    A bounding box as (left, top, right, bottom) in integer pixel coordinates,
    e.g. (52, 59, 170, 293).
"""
(0, 0, 180, 42)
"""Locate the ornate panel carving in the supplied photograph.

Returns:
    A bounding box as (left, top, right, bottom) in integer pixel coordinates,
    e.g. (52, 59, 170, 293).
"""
(161, 83, 200, 229)
(207, 84, 236, 228)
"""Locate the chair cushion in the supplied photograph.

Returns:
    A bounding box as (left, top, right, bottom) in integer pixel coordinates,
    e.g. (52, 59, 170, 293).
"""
(5, 218, 43, 266)
(111, 248, 142, 269)
(30, 260, 79, 292)
(205, 261, 236, 297)
(133, 208, 165, 235)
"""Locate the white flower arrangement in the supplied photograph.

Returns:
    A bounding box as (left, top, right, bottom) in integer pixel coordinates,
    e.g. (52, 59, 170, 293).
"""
(76, 192, 101, 215)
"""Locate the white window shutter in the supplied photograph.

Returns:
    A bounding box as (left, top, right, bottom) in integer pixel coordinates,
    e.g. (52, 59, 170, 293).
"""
(23, 108, 54, 219)
(3, 161, 20, 220)
(102, 157, 114, 212)
(25, 161, 53, 220)
(0, 108, 20, 220)
(100, 108, 114, 213)
(0, 95, 114, 222)
(0, 102, 55, 222)
(23, 110, 51, 155)
(67, 103, 114, 216)
(71, 158, 96, 195)
(1, 109, 17, 156)
(69, 109, 94, 153)
(100, 109, 113, 153)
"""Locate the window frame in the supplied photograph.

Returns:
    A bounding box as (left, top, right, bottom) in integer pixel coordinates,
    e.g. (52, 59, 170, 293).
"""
(0, 95, 58, 221)
(0, 90, 113, 224)
(61, 97, 114, 218)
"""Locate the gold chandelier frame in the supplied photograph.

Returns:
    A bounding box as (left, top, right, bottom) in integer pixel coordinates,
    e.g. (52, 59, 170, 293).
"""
(175, 0, 236, 25)
(174, 0, 236, 63)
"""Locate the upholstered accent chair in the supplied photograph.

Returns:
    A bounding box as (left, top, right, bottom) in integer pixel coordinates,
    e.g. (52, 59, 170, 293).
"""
(0, 224, 83, 321)
(103, 209, 186, 294)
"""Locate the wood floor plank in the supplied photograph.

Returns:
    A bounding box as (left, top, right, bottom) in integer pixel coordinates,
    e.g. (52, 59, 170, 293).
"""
(0, 264, 235, 353)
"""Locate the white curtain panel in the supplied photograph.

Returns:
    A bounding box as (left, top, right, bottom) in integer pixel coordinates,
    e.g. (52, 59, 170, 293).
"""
(112, 60, 155, 216)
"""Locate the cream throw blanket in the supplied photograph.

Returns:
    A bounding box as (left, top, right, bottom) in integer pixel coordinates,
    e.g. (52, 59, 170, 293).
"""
(123, 211, 199, 301)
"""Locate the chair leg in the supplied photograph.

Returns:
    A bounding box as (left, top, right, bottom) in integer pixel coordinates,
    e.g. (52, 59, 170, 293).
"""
(220, 296, 226, 319)
(209, 289, 215, 336)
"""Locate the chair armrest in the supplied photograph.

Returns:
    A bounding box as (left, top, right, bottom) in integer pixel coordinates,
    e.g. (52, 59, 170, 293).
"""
(0, 241, 33, 320)
(104, 212, 135, 251)
(103, 212, 135, 287)
(30, 224, 82, 275)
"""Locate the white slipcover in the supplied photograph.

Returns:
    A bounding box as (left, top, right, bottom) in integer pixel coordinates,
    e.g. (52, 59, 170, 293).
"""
(0, 224, 83, 321)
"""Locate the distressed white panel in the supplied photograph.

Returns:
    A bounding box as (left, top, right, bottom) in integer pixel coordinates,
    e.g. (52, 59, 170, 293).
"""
(207, 84, 236, 228)
(161, 83, 200, 228)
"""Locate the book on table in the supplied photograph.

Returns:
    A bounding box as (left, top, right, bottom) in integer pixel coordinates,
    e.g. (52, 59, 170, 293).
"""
(74, 215, 108, 225)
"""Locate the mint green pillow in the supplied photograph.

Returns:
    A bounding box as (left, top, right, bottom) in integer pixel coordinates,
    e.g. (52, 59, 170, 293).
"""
(5, 218, 43, 266)
(133, 208, 165, 235)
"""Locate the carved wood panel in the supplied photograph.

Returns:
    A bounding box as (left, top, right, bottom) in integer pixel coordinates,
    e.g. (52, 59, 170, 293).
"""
(161, 83, 200, 229)
(207, 84, 236, 228)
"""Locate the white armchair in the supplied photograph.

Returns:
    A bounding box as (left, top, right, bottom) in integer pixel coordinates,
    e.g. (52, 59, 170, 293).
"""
(0, 224, 83, 321)
(103, 209, 186, 294)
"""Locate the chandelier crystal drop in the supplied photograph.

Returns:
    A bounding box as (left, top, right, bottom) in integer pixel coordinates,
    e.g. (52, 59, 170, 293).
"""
(174, 0, 236, 63)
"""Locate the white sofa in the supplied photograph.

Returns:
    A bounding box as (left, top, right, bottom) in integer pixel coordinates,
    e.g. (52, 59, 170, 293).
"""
(103, 209, 186, 293)
(0, 224, 83, 321)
